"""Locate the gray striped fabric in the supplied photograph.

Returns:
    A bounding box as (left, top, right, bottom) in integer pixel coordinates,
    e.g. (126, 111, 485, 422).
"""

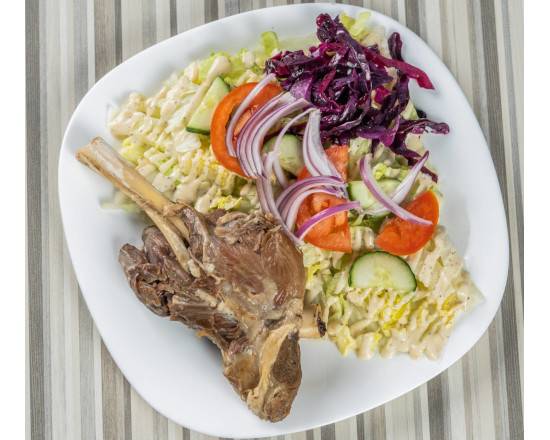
(26, 1, 523, 439)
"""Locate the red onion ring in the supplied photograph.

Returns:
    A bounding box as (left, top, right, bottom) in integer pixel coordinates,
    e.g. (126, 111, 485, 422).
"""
(279, 184, 342, 220)
(226, 73, 275, 157)
(305, 110, 341, 179)
(302, 117, 324, 177)
(282, 188, 339, 231)
(256, 175, 270, 213)
(269, 108, 316, 187)
(276, 175, 345, 209)
(359, 155, 431, 225)
(263, 151, 287, 192)
(249, 98, 310, 177)
(302, 110, 348, 199)
(367, 151, 430, 216)
(295, 201, 361, 240)
(256, 176, 300, 244)
(236, 93, 288, 176)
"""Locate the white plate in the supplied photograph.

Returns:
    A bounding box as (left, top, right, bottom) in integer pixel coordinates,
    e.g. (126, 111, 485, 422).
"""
(59, 3, 509, 438)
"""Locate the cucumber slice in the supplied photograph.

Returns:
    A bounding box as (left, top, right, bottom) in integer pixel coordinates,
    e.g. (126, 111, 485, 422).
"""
(349, 251, 416, 292)
(348, 178, 400, 209)
(186, 77, 230, 135)
(264, 134, 304, 176)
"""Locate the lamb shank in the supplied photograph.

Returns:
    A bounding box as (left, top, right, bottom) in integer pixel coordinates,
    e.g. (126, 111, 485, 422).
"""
(77, 138, 305, 422)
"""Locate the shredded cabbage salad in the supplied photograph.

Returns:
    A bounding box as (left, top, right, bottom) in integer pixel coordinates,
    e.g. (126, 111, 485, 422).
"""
(107, 12, 481, 360)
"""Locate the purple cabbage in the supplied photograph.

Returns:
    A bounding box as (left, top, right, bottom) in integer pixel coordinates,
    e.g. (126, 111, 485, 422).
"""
(373, 86, 391, 104)
(265, 14, 448, 181)
(388, 32, 403, 61)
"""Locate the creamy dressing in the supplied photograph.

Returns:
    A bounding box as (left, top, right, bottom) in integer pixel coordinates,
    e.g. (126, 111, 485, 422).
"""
(112, 83, 244, 211)
(195, 185, 218, 213)
(308, 227, 482, 360)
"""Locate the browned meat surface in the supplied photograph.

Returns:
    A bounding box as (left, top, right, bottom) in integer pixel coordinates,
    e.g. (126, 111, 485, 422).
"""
(77, 138, 306, 421)
(119, 208, 305, 422)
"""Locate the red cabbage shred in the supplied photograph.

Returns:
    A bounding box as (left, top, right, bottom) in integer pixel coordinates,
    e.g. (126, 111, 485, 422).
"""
(265, 13, 449, 181)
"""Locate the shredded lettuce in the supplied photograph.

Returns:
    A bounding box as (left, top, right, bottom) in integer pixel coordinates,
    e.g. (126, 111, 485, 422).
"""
(119, 137, 146, 164)
(196, 31, 282, 87)
(260, 31, 280, 56)
(301, 227, 480, 359)
(401, 100, 419, 120)
(254, 31, 280, 67)
(224, 50, 262, 86)
(339, 11, 372, 42)
(334, 325, 357, 356)
(211, 195, 243, 210)
(197, 52, 228, 83)
(197, 49, 265, 87)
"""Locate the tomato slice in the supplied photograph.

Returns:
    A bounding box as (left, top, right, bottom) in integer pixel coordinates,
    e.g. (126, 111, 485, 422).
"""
(296, 194, 352, 253)
(295, 145, 352, 253)
(375, 191, 439, 256)
(211, 82, 282, 176)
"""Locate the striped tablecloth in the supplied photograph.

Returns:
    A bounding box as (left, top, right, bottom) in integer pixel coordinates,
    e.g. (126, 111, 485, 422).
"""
(26, 1, 523, 439)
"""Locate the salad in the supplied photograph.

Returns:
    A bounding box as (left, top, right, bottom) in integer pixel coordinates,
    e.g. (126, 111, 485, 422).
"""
(107, 12, 481, 360)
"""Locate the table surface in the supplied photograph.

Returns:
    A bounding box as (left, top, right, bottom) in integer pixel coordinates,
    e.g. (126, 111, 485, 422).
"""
(26, 1, 523, 439)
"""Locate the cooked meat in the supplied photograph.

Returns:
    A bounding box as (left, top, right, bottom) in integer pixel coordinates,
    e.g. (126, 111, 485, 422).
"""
(77, 138, 306, 421)
(119, 208, 305, 421)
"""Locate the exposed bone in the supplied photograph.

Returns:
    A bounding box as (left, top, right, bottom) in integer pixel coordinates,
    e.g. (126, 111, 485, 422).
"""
(76, 137, 191, 267)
